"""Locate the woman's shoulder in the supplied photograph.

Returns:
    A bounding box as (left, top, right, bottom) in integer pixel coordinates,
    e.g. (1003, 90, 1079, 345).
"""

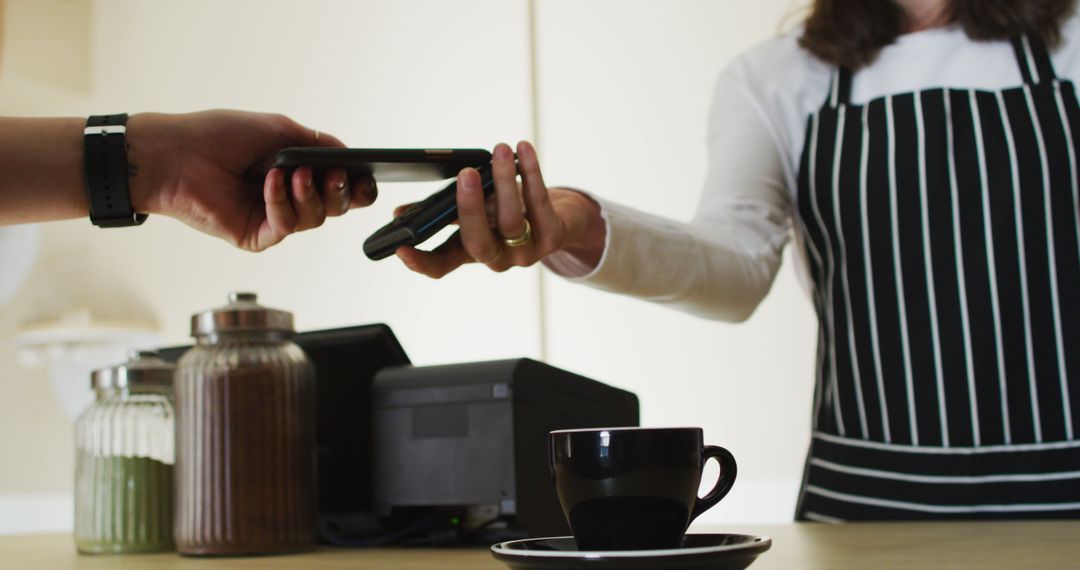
(715, 31, 833, 162)
(704, 32, 834, 198)
(1053, 10, 1080, 80)
(724, 29, 831, 87)
(728, 30, 832, 87)
(719, 30, 832, 115)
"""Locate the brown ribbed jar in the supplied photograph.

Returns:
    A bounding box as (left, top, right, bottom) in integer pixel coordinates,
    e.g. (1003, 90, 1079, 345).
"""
(174, 292, 315, 556)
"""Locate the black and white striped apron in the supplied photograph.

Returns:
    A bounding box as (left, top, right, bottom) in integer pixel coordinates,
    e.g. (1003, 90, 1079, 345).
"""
(794, 35, 1080, 521)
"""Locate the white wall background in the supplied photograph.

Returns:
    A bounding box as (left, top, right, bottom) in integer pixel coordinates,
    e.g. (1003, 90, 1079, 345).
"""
(0, 0, 813, 534)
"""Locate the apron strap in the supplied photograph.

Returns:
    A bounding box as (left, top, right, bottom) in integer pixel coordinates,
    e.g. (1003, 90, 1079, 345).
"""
(1011, 34, 1058, 85)
(828, 66, 853, 107)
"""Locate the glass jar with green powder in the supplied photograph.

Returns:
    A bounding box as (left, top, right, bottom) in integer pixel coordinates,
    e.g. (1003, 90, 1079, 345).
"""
(74, 350, 175, 554)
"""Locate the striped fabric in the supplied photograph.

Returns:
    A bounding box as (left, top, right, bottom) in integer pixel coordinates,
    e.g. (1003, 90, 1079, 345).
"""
(793, 36, 1080, 520)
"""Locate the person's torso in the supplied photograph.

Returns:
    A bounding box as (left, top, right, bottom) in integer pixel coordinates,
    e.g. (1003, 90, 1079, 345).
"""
(788, 28, 1080, 520)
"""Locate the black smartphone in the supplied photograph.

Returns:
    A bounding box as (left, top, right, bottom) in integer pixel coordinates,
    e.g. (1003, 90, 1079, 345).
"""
(363, 164, 496, 260)
(253, 147, 492, 183)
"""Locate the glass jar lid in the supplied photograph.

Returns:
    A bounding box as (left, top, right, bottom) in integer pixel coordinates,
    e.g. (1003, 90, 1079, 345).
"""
(91, 350, 175, 391)
(190, 291, 294, 337)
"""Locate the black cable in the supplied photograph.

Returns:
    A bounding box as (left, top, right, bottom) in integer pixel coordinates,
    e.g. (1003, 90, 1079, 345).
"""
(460, 515, 512, 540)
(319, 508, 450, 548)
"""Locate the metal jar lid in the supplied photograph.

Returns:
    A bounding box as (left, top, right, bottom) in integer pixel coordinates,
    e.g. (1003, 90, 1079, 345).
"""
(91, 350, 175, 391)
(190, 292, 294, 337)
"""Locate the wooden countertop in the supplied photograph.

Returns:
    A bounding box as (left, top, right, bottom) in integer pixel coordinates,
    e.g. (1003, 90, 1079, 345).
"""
(4, 521, 1078, 569)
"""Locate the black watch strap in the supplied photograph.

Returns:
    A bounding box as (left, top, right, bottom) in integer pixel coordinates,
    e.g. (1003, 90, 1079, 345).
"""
(84, 113, 147, 228)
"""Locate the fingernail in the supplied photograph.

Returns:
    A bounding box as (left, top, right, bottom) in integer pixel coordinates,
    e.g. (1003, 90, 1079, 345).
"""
(460, 171, 477, 191)
(336, 175, 347, 194)
(301, 175, 315, 198)
(366, 177, 378, 200)
(495, 145, 513, 160)
(267, 177, 285, 202)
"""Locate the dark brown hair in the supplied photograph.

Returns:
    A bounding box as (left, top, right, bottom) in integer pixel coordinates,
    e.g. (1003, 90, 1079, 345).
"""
(799, 0, 1077, 69)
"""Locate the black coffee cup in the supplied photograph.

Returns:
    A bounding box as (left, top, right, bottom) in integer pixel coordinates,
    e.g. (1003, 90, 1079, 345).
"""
(549, 427, 736, 551)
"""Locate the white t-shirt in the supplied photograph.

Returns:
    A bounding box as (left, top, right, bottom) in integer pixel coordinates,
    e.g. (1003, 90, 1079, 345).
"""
(545, 16, 1080, 321)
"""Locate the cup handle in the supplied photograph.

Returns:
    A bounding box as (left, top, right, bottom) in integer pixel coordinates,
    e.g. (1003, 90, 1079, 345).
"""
(689, 445, 738, 522)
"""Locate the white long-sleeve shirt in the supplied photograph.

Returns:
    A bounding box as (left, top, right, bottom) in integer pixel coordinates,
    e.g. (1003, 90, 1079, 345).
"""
(544, 17, 1080, 321)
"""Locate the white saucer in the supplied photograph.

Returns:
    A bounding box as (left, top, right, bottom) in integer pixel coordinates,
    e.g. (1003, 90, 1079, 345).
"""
(490, 533, 771, 569)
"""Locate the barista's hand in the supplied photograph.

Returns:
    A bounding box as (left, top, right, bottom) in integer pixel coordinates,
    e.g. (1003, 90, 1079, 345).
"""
(128, 110, 377, 252)
(395, 141, 605, 278)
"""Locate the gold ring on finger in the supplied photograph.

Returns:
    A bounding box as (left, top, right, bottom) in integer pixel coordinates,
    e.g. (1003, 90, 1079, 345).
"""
(501, 219, 532, 248)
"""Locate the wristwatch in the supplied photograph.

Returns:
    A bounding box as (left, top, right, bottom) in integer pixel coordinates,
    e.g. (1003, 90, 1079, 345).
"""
(83, 113, 148, 228)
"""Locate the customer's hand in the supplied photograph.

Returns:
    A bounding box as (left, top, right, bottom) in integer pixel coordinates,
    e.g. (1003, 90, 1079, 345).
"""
(128, 110, 376, 252)
(395, 141, 605, 278)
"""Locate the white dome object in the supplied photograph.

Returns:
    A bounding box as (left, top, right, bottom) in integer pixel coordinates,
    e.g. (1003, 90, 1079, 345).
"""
(13, 310, 161, 422)
(0, 224, 41, 304)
